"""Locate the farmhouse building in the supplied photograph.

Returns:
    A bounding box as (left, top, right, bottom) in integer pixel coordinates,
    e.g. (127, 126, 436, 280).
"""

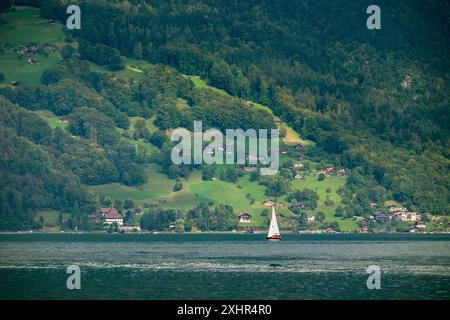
(238, 212, 252, 223)
(101, 208, 123, 226)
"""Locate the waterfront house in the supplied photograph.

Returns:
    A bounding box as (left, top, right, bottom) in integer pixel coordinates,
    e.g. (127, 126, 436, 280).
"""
(415, 221, 426, 229)
(360, 226, 369, 233)
(101, 208, 123, 226)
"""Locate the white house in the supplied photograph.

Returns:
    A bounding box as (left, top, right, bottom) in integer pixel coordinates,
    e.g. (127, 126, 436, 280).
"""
(101, 208, 123, 226)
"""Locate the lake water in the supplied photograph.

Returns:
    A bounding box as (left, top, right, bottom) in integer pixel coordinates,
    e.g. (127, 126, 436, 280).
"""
(0, 233, 449, 300)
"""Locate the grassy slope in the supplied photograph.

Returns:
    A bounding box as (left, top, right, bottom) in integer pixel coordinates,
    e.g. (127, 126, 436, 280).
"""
(32, 110, 68, 129)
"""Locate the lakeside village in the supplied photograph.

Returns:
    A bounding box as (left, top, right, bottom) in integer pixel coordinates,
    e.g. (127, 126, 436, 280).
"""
(86, 199, 448, 235)
(24, 143, 448, 235)
(83, 147, 448, 235)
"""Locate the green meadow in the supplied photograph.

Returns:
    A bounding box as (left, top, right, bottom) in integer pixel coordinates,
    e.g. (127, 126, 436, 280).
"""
(32, 110, 68, 129)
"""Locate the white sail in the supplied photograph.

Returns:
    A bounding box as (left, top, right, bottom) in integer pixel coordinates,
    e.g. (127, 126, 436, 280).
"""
(267, 206, 280, 238)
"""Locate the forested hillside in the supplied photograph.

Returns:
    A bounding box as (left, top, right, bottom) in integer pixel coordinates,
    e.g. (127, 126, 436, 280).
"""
(38, 0, 449, 213)
(0, 1, 448, 231)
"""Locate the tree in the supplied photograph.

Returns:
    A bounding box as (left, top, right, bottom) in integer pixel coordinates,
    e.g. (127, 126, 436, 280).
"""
(298, 213, 308, 230)
(108, 222, 119, 233)
(0, 0, 13, 13)
(72, 201, 80, 230)
(58, 211, 63, 227)
(124, 198, 134, 209)
(202, 166, 216, 181)
(113, 199, 122, 209)
(316, 212, 325, 222)
(287, 189, 319, 210)
(60, 45, 74, 59)
(102, 197, 112, 207)
(173, 181, 183, 192)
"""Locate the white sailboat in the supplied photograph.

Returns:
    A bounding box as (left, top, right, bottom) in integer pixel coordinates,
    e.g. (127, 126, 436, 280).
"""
(266, 205, 281, 240)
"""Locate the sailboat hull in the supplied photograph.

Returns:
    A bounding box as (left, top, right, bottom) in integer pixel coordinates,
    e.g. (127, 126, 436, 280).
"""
(266, 235, 281, 240)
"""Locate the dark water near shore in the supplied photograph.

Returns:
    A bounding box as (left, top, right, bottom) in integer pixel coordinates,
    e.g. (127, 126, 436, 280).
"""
(0, 233, 449, 300)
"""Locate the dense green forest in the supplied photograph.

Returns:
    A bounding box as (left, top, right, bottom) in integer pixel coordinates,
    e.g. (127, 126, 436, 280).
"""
(0, 0, 448, 230)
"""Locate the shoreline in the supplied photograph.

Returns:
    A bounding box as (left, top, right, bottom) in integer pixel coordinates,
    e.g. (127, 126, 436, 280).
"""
(0, 230, 448, 235)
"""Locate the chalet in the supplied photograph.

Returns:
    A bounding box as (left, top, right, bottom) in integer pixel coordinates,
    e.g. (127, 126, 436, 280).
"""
(307, 215, 316, 222)
(373, 212, 392, 223)
(27, 45, 38, 53)
(134, 208, 142, 215)
(59, 116, 69, 123)
(409, 226, 418, 233)
(388, 205, 407, 213)
(289, 202, 305, 209)
(276, 213, 286, 220)
(294, 144, 303, 150)
(276, 203, 285, 208)
(415, 221, 426, 229)
(101, 208, 123, 226)
(324, 228, 337, 233)
(360, 226, 369, 233)
(393, 211, 419, 222)
(263, 199, 274, 207)
(294, 174, 304, 180)
(370, 203, 377, 209)
(400, 75, 412, 89)
(294, 163, 303, 169)
(28, 57, 39, 65)
(238, 212, 252, 223)
(42, 43, 56, 50)
(324, 167, 334, 175)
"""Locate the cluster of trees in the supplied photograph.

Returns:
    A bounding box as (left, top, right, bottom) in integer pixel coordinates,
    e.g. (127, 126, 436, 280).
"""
(140, 203, 237, 231)
(38, 0, 448, 214)
(287, 189, 319, 211)
(78, 39, 124, 71)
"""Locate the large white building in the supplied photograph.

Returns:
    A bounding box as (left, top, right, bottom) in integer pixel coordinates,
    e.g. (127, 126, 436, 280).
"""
(101, 208, 123, 226)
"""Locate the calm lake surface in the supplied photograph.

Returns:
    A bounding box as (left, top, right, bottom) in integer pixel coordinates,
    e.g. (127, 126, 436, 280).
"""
(0, 233, 449, 300)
